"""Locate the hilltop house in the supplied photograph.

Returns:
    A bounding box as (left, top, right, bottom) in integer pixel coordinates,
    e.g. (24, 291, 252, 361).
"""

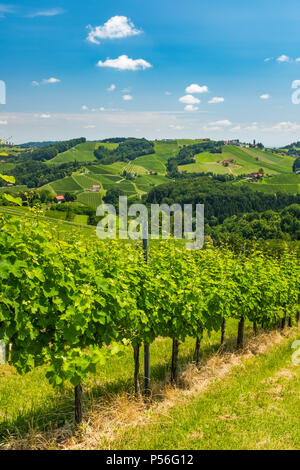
(249, 172, 264, 181)
(222, 159, 234, 165)
(217, 159, 234, 166)
(55, 195, 65, 203)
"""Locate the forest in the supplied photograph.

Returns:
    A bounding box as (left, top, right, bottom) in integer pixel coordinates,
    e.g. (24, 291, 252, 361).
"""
(21, 138, 86, 162)
(0, 161, 82, 188)
(145, 176, 300, 223)
(94, 138, 155, 164)
(208, 204, 300, 242)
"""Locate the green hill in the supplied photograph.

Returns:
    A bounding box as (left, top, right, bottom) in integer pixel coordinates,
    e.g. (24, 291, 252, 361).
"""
(47, 142, 98, 165)
(18, 140, 297, 208)
(179, 145, 294, 176)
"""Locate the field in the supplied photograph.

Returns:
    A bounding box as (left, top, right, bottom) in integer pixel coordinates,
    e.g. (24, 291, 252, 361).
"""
(3, 140, 298, 216)
(1, 319, 299, 450)
(111, 329, 300, 450)
(40, 141, 180, 204)
(179, 145, 295, 177)
(0, 206, 96, 236)
(47, 142, 98, 165)
(0, 200, 299, 451)
(76, 192, 102, 208)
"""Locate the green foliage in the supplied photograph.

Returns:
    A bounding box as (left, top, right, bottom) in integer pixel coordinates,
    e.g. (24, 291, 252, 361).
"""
(0, 215, 299, 396)
(168, 141, 223, 175)
(25, 138, 86, 162)
(103, 187, 126, 206)
(94, 138, 155, 165)
(293, 157, 300, 172)
(76, 192, 102, 209)
(47, 142, 97, 165)
(146, 176, 300, 223)
(210, 205, 300, 241)
(0, 174, 22, 206)
(1, 161, 82, 189)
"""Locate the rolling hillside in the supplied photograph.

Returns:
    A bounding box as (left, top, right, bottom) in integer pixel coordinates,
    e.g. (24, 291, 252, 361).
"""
(39, 141, 182, 205)
(179, 145, 294, 176)
(3, 139, 295, 211)
(46, 142, 98, 165)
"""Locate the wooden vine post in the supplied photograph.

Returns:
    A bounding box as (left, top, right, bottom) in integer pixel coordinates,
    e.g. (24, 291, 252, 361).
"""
(133, 344, 141, 397)
(237, 244, 245, 349)
(143, 221, 151, 398)
(220, 318, 226, 347)
(195, 327, 204, 367)
(171, 339, 180, 385)
(75, 382, 83, 425)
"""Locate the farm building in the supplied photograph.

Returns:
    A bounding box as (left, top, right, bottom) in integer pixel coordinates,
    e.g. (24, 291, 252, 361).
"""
(222, 159, 234, 165)
(55, 195, 65, 203)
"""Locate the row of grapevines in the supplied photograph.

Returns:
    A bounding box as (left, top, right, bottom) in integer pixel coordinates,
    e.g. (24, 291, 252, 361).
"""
(0, 214, 299, 424)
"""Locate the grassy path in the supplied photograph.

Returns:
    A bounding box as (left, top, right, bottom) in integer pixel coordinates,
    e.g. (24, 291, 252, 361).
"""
(1, 322, 299, 449)
(107, 328, 300, 450)
(0, 319, 246, 447)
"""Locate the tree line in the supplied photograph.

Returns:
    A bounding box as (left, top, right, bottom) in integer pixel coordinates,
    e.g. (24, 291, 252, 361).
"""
(146, 176, 300, 224)
(21, 138, 86, 162)
(167, 141, 223, 176)
(208, 204, 300, 242)
(94, 138, 155, 164)
(0, 161, 81, 188)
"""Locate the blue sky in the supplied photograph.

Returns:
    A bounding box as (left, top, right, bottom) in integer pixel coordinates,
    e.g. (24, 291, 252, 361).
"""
(1, 0, 300, 144)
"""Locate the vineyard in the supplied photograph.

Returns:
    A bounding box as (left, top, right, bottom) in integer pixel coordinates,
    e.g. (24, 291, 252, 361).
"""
(0, 213, 299, 434)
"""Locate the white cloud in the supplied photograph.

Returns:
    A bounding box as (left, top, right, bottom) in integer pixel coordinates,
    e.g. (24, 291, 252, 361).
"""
(169, 124, 184, 130)
(42, 77, 61, 84)
(123, 94, 133, 101)
(179, 94, 200, 105)
(260, 94, 270, 100)
(81, 105, 88, 111)
(31, 81, 39, 86)
(27, 8, 65, 18)
(84, 125, 96, 129)
(39, 113, 51, 119)
(270, 121, 300, 132)
(0, 4, 15, 17)
(210, 119, 232, 127)
(208, 96, 224, 104)
(296, 58, 300, 62)
(264, 57, 273, 62)
(87, 16, 141, 44)
(276, 54, 290, 63)
(97, 55, 152, 71)
(0, 120, 8, 125)
(165, 91, 172, 96)
(185, 84, 208, 94)
(184, 105, 198, 112)
(230, 125, 241, 131)
(245, 122, 258, 130)
(107, 84, 116, 91)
